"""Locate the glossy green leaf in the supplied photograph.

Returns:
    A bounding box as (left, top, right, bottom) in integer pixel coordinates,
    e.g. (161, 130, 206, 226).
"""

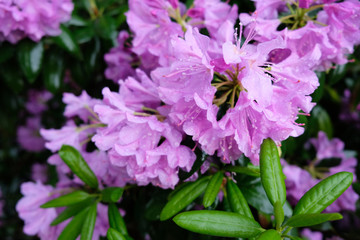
(256, 229, 281, 240)
(223, 165, 260, 177)
(167, 181, 192, 200)
(58, 207, 88, 240)
(59, 145, 99, 189)
(240, 178, 292, 217)
(282, 235, 303, 240)
(203, 172, 223, 208)
(17, 40, 43, 83)
(102, 187, 124, 203)
(329, 64, 347, 86)
(51, 198, 96, 225)
(94, 15, 117, 44)
(274, 201, 284, 230)
(173, 210, 264, 238)
(259, 138, 286, 206)
(41, 190, 92, 208)
(80, 203, 97, 240)
(107, 228, 127, 240)
(52, 25, 82, 59)
(42, 50, 64, 93)
(293, 172, 353, 215)
(108, 203, 128, 235)
(160, 176, 210, 221)
(285, 213, 343, 228)
(226, 180, 253, 219)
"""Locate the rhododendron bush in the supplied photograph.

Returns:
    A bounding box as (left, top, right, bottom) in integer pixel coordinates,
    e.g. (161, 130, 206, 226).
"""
(0, 0, 360, 239)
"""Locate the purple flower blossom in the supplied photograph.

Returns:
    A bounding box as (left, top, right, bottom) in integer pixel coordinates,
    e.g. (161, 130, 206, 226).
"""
(0, 0, 74, 43)
(25, 89, 52, 115)
(93, 71, 196, 188)
(283, 131, 358, 212)
(16, 181, 57, 236)
(17, 117, 46, 152)
(63, 91, 101, 122)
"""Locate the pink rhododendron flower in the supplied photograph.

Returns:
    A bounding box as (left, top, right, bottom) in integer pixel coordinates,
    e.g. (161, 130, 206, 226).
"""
(17, 117, 46, 152)
(0, 0, 73, 43)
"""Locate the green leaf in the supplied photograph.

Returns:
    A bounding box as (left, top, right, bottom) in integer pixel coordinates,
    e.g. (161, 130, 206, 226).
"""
(0, 42, 15, 63)
(52, 25, 83, 59)
(41, 190, 92, 208)
(17, 40, 43, 83)
(108, 203, 128, 235)
(107, 228, 127, 240)
(80, 203, 97, 240)
(160, 176, 210, 221)
(259, 138, 286, 206)
(51, 198, 96, 225)
(274, 201, 284, 230)
(240, 178, 292, 217)
(226, 179, 253, 219)
(58, 207, 88, 240)
(102, 187, 124, 203)
(284, 213, 343, 228)
(0, 60, 24, 93)
(173, 210, 264, 238)
(223, 165, 260, 177)
(94, 15, 117, 44)
(59, 145, 99, 189)
(203, 172, 223, 208)
(42, 50, 64, 93)
(310, 106, 333, 139)
(329, 64, 347, 86)
(293, 172, 353, 215)
(256, 229, 281, 240)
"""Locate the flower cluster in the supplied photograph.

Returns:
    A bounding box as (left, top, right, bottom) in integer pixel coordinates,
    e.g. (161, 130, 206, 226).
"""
(240, 0, 360, 70)
(283, 131, 358, 212)
(15, 0, 360, 239)
(0, 0, 73, 43)
(17, 89, 52, 152)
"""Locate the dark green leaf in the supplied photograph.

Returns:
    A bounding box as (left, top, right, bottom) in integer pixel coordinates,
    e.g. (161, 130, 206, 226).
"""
(226, 179, 253, 219)
(310, 106, 333, 139)
(203, 172, 223, 208)
(107, 228, 126, 240)
(284, 213, 343, 227)
(293, 172, 353, 215)
(59, 145, 99, 189)
(52, 25, 82, 59)
(80, 203, 97, 240)
(108, 203, 128, 235)
(51, 198, 96, 225)
(94, 15, 117, 44)
(58, 207, 88, 240)
(17, 40, 43, 83)
(256, 229, 281, 240)
(160, 176, 210, 221)
(41, 190, 92, 208)
(312, 72, 325, 102)
(224, 165, 260, 177)
(240, 178, 293, 217)
(173, 210, 264, 238)
(0, 61, 24, 93)
(259, 138, 286, 206)
(274, 201, 284, 230)
(329, 64, 347, 86)
(43, 50, 64, 93)
(0, 43, 15, 63)
(102, 187, 124, 203)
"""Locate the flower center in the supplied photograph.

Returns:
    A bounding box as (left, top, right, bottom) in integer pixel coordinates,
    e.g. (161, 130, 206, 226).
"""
(278, 3, 325, 30)
(212, 64, 245, 120)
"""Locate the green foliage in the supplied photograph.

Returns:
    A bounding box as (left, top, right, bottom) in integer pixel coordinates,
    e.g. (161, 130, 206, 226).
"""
(173, 210, 264, 238)
(59, 145, 99, 189)
(41, 190, 93, 208)
(293, 172, 353, 215)
(203, 172, 223, 208)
